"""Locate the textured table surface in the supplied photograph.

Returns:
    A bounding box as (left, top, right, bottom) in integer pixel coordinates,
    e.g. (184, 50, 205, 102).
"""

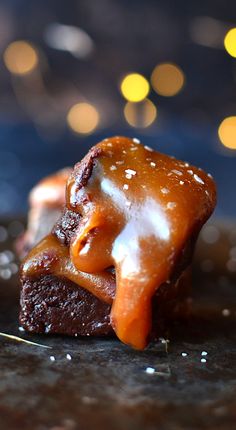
(0, 219, 236, 430)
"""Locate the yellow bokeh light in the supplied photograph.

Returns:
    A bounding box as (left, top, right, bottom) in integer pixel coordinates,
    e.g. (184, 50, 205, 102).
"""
(121, 73, 150, 102)
(224, 28, 236, 58)
(3, 41, 38, 75)
(67, 102, 99, 134)
(218, 116, 236, 149)
(151, 63, 185, 97)
(124, 99, 157, 128)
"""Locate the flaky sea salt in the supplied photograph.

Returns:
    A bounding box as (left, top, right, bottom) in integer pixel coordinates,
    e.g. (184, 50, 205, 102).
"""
(145, 367, 155, 374)
(172, 169, 182, 176)
(125, 169, 136, 176)
(167, 202, 176, 210)
(161, 188, 169, 194)
(144, 145, 153, 152)
(193, 173, 204, 185)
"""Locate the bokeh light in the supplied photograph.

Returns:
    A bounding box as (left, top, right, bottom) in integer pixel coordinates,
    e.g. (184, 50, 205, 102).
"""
(151, 63, 185, 97)
(224, 28, 236, 58)
(3, 41, 38, 75)
(67, 102, 99, 134)
(120, 73, 150, 102)
(218, 116, 236, 149)
(124, 99, 157, 128)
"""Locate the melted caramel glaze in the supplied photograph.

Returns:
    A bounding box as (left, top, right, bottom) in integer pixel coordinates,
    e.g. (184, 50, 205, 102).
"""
(66, 136, 216, 349)
(22, 234, 115, 304)
(22, 136, 216, 350)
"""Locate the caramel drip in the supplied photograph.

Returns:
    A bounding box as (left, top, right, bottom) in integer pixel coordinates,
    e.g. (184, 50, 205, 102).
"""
(22, 234, 115, 304)
(22, 136, 216, 349)
(66, 136, 216, 349)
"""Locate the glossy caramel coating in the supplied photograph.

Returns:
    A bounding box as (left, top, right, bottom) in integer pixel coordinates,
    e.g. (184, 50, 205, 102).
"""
(22, 136, 216, 349)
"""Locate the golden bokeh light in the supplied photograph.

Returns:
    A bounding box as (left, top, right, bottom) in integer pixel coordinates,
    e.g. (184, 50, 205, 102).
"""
(67, 102, 99, 134)
(218, 116, 236, 149)
(224, 28, 236, 58)
(121, 73, 150, 102)
(151, 63, 185, 97)
(3, 41, 38, 75)
(124, 99, 157, 128)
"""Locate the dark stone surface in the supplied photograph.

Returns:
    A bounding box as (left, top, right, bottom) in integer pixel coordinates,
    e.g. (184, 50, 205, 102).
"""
(0, 218, 236, 430)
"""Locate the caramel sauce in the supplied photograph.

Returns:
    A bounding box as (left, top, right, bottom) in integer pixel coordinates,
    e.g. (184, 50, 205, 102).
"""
(22, 234, 115, 304)
(22, 136, 216, 349)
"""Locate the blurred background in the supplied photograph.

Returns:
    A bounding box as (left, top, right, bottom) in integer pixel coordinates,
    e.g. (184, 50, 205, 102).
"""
(0, 0, 235, 218)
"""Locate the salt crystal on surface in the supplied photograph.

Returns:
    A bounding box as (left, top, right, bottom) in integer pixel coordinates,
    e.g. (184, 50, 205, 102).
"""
(123, 184, 129, 190)
(50, 356, 56, 362)
(181, 352, 188, 357)
(180, 181, 184, 185)
(125, 169, 136, 176)
(193, 173, 204, 185)
(150, 162, 156, 167)
(66, 354, 72, 360)
(201, 358, 207, 363)
(187, 170, 193, 175)
(110, 165, 117, 171)
(144, 145, 153, 152)
(161, 188, 169, 194)
(145, 367, 155, 374)
(133, 138, 140, 144)
(201, 351, 208, 356)
(167, 202, 176, 210)
(172, 169, 182, 176)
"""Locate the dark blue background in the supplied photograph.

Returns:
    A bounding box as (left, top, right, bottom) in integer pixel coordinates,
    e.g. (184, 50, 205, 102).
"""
(0, 0, 235, 218)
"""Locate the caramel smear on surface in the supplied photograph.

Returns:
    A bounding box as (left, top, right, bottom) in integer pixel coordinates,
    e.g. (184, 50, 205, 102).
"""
(23, 136, 216, 349)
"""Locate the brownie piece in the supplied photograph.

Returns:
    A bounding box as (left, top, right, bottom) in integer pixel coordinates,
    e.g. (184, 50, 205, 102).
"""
(16, 168, 71, 259)
(20, 136, 216, 349)
(19, 271, 191, 339)
(20, 275, 112, 336)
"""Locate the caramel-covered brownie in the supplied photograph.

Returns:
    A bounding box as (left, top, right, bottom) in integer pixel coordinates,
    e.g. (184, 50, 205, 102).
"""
(16, 168, 71, 259)
(20, 137, 216, 349)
